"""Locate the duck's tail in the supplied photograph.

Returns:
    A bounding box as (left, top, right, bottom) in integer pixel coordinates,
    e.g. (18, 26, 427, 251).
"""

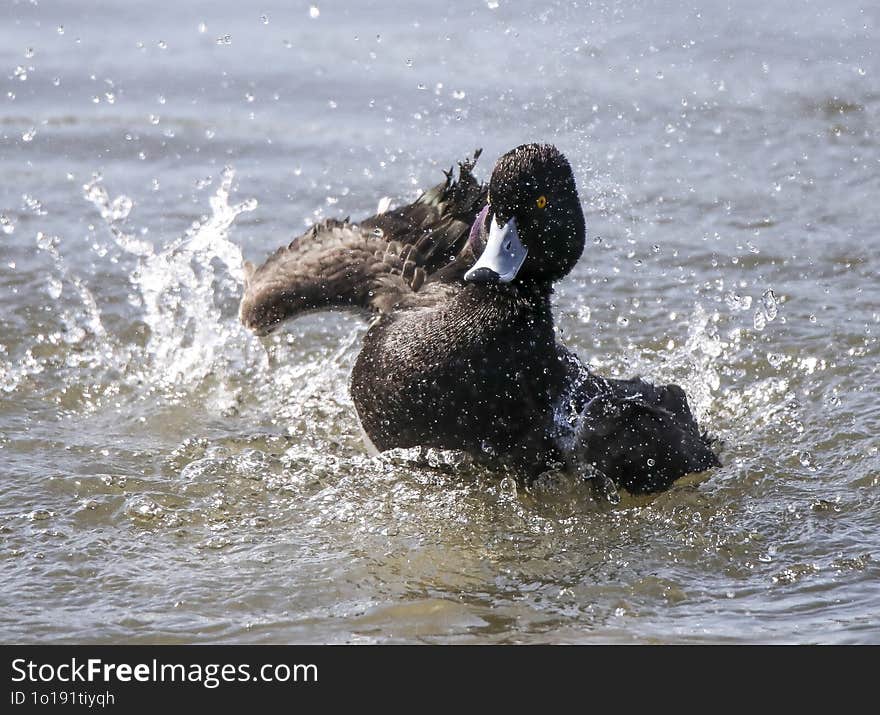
(572, 375, 721, 494)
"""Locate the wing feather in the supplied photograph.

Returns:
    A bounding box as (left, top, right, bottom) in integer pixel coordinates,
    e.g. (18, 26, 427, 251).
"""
(240, 152, 486, 335)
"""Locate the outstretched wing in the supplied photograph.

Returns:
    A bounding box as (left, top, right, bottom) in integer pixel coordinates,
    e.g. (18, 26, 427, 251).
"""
(239, 151, 486, 335)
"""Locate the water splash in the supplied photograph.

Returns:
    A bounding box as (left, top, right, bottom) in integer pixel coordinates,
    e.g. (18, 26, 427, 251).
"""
(126, 167, 259, 390)
(724, 292, 752, 312)
(599, 297, 803, 451)
(2, 167, 265, 409)
(753, 288, 779, 331)
(82, 175, 152, 256)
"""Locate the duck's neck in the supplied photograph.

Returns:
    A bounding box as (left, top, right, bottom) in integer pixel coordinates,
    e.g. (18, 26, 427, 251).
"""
(506, 278, 556, 304)
(466, 280, 556, 326)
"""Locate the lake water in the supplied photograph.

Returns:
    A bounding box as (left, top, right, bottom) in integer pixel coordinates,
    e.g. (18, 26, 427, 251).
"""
(1, 0, 878, 643)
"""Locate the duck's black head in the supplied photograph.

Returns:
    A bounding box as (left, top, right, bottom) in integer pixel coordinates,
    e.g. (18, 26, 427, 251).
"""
(465, 144, 585, 286)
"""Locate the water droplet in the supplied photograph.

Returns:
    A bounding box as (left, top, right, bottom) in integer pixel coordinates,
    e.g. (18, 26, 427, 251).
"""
(52, 77, 61, 87)
(725, 291, 752, 311)
(616, 316, 628, 327)
(216, 34, 232, 45)
(499, 476, 518, 497)
(158, 40, 167, 49)
(487, 0, 500, 9)
(0, 214, 15, 235)
(46, 277, 63, 299)
(21, 127, 36, 142)
(57, 25, 65, 35)
(197, 22, 207, 33)
(647, 458, 656, 467)
(761, 289, 778, 320)
(35, 232, 49, 251)
(22, 195, 44, 218)
(452, 89, 466, 100)
(309, 5, 320, 19)
(148, 114, 160, 125)
(405, 58, 413, 67)
(809, 314, 817, 323)
(767, 352, 784, 368)
(372, 227, 384, 237)
(108, 195, 133, 222)
(13, 65, 27, 81)
(578, 305, 591, 323)
(24, 47, 34, 59)
(753, 308, 767, 331)
(260, 14, 269, 25)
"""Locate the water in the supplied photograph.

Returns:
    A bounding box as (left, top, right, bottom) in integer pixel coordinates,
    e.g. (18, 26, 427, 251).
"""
(1, 0, 878, 644)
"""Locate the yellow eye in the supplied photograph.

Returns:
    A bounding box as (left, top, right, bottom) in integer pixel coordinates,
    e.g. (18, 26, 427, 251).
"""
(536, 195, 547, 209)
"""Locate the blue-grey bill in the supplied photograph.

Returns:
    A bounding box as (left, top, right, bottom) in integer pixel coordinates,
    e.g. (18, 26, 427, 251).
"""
(464, 216, 528, 283)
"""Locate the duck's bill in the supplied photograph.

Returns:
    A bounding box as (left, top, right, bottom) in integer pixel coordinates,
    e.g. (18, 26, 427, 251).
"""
(464, 215, 528, 284)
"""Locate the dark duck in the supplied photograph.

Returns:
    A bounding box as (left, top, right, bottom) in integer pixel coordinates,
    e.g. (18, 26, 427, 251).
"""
(240, 144, 719, 498)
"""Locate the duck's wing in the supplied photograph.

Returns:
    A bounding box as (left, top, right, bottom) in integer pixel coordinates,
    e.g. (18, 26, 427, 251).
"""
(239, 151, 486, 335)
(361, 149, 485, 277)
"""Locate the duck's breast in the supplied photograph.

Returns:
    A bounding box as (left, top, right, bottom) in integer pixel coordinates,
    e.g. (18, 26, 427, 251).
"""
(350, 285, 566, 464)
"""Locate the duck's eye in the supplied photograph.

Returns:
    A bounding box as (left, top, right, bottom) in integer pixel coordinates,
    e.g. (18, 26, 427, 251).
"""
(536, 195, 548, 209)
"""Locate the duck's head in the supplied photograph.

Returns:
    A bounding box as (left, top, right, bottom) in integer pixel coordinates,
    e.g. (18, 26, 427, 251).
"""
(465, 143, 585, 286)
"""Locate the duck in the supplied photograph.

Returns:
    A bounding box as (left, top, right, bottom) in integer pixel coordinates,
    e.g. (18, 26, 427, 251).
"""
(239, 144, 720, 498)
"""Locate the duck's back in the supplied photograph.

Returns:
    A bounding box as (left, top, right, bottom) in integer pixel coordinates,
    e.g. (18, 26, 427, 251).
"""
(351, 284, 569, 472)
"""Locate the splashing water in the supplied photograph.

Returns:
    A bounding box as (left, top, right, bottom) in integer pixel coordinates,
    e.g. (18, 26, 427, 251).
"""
(121, 168, 260, 391)
(82, 175, 152, 256)
(2, 168, 266, 404)
(583, 296, 798, 454)
(753, 289, 779, 331)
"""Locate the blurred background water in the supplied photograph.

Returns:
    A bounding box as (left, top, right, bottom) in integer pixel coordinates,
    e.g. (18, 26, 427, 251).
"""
(1, 0, 878, 643)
